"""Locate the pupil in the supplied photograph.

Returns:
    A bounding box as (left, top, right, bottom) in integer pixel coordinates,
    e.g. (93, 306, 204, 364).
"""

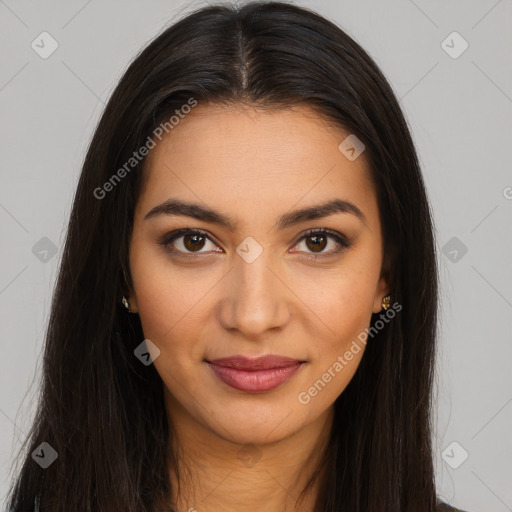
(184, 234, 205, 251)
(307, 235, 326, 252)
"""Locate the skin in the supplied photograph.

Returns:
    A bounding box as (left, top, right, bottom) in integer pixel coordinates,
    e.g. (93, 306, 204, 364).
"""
(127, 103, 389, 512)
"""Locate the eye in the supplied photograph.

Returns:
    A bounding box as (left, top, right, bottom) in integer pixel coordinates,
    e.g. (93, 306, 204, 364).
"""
(161, 228, 222, 255)
(160, 228, 352, 258)
(291, 229, 352, 257)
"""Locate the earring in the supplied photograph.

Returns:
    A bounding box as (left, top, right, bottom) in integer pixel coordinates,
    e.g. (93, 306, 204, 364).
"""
(121, 296, 131, 313)
(381, 295, 391, 310)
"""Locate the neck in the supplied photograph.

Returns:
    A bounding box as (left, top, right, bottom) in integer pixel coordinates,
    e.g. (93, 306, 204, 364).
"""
(164, 390, 333, 512)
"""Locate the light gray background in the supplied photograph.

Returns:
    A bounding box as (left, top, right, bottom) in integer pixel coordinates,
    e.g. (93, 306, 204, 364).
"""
(1, 1, 511, 511)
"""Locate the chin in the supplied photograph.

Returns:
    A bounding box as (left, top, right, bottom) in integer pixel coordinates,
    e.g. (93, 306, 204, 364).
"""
(211, 420, 294, 446)
(201, 401, 302, 445)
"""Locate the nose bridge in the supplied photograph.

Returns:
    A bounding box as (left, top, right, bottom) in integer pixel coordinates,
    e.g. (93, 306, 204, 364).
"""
(219, 248, 289, 337)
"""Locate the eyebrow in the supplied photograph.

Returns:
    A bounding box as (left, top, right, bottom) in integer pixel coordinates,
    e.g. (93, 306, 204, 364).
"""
(144, 198, 367, 229)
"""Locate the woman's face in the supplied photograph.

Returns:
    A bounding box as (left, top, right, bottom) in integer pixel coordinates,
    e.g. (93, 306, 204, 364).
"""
(129, 103, 388, 445)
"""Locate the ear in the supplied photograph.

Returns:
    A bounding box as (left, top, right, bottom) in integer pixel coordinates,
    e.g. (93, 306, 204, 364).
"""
(372, 270, 390, 314)
(124, 286, 138, 314)
(121, 261, 138, 313)
(129, 294, 138, 314)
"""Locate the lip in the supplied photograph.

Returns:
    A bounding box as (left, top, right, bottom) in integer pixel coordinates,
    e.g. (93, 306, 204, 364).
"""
(206, 355, 305, 393)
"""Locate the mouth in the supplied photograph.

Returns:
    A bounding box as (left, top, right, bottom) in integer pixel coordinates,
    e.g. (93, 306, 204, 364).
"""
(205, 355, 306, 393)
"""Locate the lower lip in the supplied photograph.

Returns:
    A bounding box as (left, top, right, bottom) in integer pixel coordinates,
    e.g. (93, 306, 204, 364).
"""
(207, 362, 303, 393)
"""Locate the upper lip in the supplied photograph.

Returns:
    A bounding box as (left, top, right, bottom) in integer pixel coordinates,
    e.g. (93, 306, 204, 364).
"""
(207, 355, 304, 370)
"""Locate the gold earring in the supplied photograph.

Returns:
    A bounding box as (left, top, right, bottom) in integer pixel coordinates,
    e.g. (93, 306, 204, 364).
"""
(121, 296, 131, 312)
(381, 295, 391, 310)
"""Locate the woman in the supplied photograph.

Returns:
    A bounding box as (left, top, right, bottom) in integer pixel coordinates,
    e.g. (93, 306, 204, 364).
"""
(5, 2, 468, 511)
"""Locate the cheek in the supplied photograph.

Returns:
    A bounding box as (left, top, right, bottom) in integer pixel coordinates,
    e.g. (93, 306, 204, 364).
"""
(129, 245, 226, 377)
(129, 238, 198, 349)
(133, 272, 208, 354)
(291, 257, 380, 408)
(296, 263, 378, 343)
(132, 274, 207, 393)
(294, 275, 374, 413)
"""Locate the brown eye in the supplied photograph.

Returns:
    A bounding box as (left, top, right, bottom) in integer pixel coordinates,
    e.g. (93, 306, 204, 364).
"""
(162, 229, 221, 255)
(293, 229, 351, 257)
(305, 234, 328, 253)
(183, 233, 206, 252)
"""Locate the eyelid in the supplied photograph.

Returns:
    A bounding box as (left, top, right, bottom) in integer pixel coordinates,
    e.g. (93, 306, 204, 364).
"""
(160, 228, 221, 255)
(290, 228, 352, 255)
(160, 227, 352, 257)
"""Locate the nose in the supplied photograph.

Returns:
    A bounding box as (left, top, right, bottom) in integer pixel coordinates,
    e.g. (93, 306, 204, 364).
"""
(217, 251, 291, 340)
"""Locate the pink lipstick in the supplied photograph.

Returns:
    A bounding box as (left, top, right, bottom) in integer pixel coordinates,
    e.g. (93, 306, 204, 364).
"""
(206, 355, 304, 393)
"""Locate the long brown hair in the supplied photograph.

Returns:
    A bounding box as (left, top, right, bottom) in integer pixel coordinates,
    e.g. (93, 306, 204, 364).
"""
(6, 2, 439, 510)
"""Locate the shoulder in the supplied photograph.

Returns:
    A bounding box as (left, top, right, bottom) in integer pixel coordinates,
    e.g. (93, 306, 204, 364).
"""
(437, 500, 468, 512)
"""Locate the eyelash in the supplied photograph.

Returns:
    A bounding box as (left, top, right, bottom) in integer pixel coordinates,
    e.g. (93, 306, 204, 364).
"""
(160, 228, 352, 259)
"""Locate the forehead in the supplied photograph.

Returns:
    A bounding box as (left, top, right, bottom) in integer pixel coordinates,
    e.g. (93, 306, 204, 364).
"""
(137, 103, 379, 229)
